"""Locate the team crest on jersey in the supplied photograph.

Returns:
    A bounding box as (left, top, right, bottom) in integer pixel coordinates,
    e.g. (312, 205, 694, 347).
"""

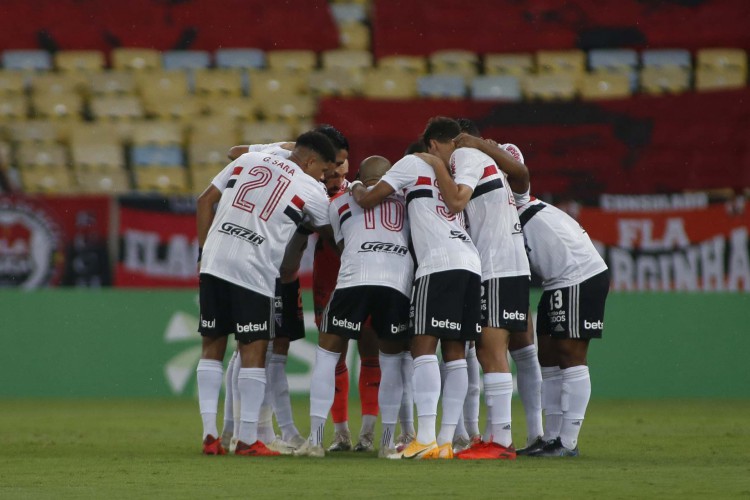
(218, 222, 266, 246)
(358, 241, 409, 255)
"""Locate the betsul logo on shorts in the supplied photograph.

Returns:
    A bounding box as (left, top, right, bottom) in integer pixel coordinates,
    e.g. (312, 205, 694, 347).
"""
(219, 222, 266, 246)
(584, 319, 605, 330)
(503, 310, 526, 321)
(236, 321, 268, 333)
(390, 323, 408, 334)
(431, 317, 461, 330)
(359, 241, 408, 255)
(332, 316, 361, 331)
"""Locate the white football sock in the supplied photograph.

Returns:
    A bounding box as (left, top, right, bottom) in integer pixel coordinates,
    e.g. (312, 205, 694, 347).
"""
(360, 415, 377, 437)
(511, 345, 544, 442)
(309, 346, 340, 445)
(237, 367, 266, 445)
(437, 359, 468, 446)
(197, 359, 223, 440)
(231, 353, 241, 438)
(268, 353, 301, 442)
(257, 345, 274, 443)
(464, 345, 481, 437)
(378, 352, 402, 448)
(412, 354, 440, 444)
(559, 365, 591, 450)
(484, 372, 513, 447)
(541, 366, 563, 441)
(398, 352, 415, 436)
(220, 351, 236, 436)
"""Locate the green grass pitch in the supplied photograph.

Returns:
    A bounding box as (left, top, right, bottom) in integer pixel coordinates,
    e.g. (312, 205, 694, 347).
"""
(1, 398, 749, 499)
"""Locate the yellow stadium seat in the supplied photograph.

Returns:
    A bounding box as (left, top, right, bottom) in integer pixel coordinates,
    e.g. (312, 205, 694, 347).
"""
(321, 49, 373, 72)
(522, 74, 578, 101)
(639, 67, 690, 95)
(189, 143, 230, 167)
(188, 117, 239, 146)
(71, 141, 125, 171)
(292, 119, 315, 137)
(266, 50, 318, 73)
(362, 70, 418, 99)
(240, 121, 294, 145)
(0, 71, 26, 94)
(76, 169, 131, 194)
(20, 168, 76, 193)
(90, 95, 145, 121)
(89, 71, 137, 95)
(696, 48, 747, 74)
(131, 121, 184, 146)
(339, 22, 371, 51)
(32, 93, 83, 120)
(6, 120, 58, 143)
(484, 53, 535, 76)
(580, 73, 632, 100)
(0, 95, 29, 121)
(30, 72, 88, 97)
(55, 50, 105, 72)
(193, 69, 244, 97)
(16, 143, 68, 170)
(695, 68, 746, 91)
(112, 48, 162, 71)
(377, 55, 428, 75)
(536, 50, 586, 75)
(258, 95, 316, 124)
(137, 70, 190, 105)
(430, 50, 479, 78)
(70, 121, 131, 147)
(190, 165, 222, 194)
(249, 70, 307, 100)
(308, 69, 362, 96)
(134, 166, 189, 194)
(144, 97, 202, 122)
(202, 96, 259, 121)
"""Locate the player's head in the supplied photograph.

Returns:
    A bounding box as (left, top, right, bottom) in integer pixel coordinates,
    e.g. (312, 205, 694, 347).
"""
(359, 156, 391, 187)
(292, 131, 337, 181)
(315, 124, 351, 195)
(456, 118, 481, 137)
(405, 140, 427, 155)
(422, 116, 461, 165)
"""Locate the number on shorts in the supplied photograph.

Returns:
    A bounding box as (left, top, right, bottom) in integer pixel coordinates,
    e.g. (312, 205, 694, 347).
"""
(550, 290, 563, 310)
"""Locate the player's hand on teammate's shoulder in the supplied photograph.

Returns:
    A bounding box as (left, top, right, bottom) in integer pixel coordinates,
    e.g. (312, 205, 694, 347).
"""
(452, 132, 485, 150)
(414, 152, 444, 171)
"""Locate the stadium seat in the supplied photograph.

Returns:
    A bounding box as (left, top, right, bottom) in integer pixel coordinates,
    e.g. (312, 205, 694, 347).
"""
(484, 53, 535, 76)
(322, 49, 373, 72)
(641, 49, 692, 69)
(2, 50, 52, 71)
(240, 121, 294, 145)
(76, 169, 131, 194)
(30, 73, 87, 97)
(258, 94, 316, 124)
(249, 71, 307, 100)
(308, 69, 362, 96)
(522, 74, 578, 101)
(190, 165, 221, 194)
(470, 75, 522, 101)
(0, 71, 26, 94)
(430, 50, 479, 78)
(145, 97, 202, 122)
(16, 143, 68, 170)
(215, 48, 266, 70)
(69, 120, 134, 145)
(588, 49, 638, 73)
(189, 143, 229, 167)
(55, 51, 105, 73)
(6, 120, 58, 143)
(19, 168, 75, 193)
(330, 3, 368, 24)
(0, 95, 28, 121)
(202, 95, 259, 121)
(130, 144, 185, 167)
(266, 50, 317, 73)
(696, 48, 747, 75)
(695, 68, 746, 91)
(193, 69, 244, 97)
(134, 166, 189, 194)
(188, 117, 239, 146)
(378, 55, 428, 75)
(339, 22, 371, 51)
(137, 70, 191, 104)
(162, 51, 211, 71)
(580, 73, 632, 100)
(112, 48, 162, 71)
(639, 67, 690, 95)
(132, 121, 183, 146)
(90, 95, 145, 121)
(537, 50, 586, 75)
(89, 71, 137, 95)
(362, 70, 418, 99)
(71, 141, 125, 171)
(417, 74, 466, 99)
(32, 93, 83, 120)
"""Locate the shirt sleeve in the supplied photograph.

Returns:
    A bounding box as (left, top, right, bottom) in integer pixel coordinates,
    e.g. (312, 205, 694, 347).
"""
(302, 182, 331, 228)
(210, 160, 238, 193)
(248, 141, 286, 153)
(513, 186, 531, 206)
(451, 148, 484, 190)
(380, 155, 418, 192)
(328, 198, 344, 244)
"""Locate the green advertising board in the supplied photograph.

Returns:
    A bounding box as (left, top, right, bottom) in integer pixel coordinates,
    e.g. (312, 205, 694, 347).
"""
(0, 290, 747, 398)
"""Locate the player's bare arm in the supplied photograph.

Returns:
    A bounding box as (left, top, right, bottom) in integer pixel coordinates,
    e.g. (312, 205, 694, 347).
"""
(414, 152, 473, 214)
(279, 230, 309, 283)
(350, 180, 395, 209)
(453, 133, 530, 194)
(196, 184, 222, 249)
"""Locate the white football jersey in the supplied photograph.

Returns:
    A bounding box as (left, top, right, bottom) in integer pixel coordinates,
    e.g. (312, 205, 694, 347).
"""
(202, 152, 330, 297)
(451, 147, 530, 281)
(329, 191, 413, 297)
(515, 190, 607, 290)
(247, 142, 292, 159)
(380, 155, 481, 279)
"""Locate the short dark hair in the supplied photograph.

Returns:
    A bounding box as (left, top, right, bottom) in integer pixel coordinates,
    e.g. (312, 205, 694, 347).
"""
(295, 131, 337, 163)
(456, 118, 481, 137)
(405, 140, 427, 155)
(421, 116, 461, 150)
(314, 124, 349, 152)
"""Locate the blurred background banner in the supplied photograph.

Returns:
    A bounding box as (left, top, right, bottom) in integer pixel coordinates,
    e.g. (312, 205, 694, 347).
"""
(0, 194, 110, 288)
